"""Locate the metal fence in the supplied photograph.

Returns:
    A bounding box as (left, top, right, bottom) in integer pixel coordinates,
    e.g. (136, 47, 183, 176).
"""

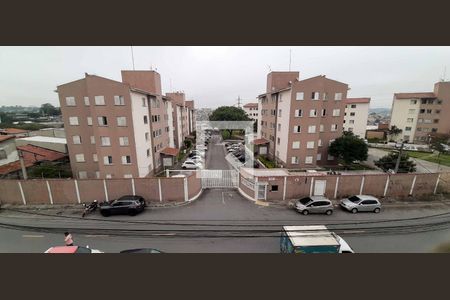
(200, 169, 238, 188)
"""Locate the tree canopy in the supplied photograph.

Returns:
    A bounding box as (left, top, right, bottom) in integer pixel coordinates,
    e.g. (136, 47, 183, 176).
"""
(209, 106, 250, 121)
(374, 152, 416, 173)
(328, 132, 368, 164)
(40, 103, 60, 116)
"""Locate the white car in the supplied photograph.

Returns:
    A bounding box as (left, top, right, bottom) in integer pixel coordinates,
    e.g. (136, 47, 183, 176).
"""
(336, 235, 355, 253)
(189, 155, 203, 162)
(191, 150, 205, 157)
(182, 160, 203, 169)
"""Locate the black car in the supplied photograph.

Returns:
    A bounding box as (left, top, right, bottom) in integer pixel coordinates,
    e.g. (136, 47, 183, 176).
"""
(120, 248, 164, 253)
(100, 197, 145, 217)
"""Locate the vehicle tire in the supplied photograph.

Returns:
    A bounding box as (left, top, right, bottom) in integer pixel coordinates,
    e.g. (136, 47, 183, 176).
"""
(302, 210, 309, 215)
(128, 209, 137, 216)
(182, 166, 186, 169)
(101, 211, 110, 217)
(326, 210, 333, 215)
(374, 208, 381, 213)
(351, 208, 358, 214)
(82, 212, 86, 218)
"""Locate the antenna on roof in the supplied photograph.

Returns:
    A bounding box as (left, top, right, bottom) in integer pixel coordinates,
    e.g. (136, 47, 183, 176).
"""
(130, 46, 135, 71)
(237, 96, 242, 108)
(442, 66, 447, 82)
(268, 65, 272, 72)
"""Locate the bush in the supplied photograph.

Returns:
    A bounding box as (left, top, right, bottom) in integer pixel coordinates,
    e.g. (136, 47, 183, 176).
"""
(258, 155, 276, 168)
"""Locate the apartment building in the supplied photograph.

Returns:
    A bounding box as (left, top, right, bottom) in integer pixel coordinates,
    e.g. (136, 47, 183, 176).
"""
(257, 71, 348, 169)
(390, 81, 450, 143)
(243, 103, 259, 121)
(166, 92, 195, 148)
(57, 70, 188, 179)
(343, 97, 370, 138)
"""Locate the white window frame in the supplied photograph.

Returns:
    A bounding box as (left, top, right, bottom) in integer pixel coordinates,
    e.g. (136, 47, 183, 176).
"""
(98, 116, 108, 126)
(317, 153, 322, 161)
(291, 156, 299, 164)
(335, 93, 342, 100)
(78, 171, 88, 179)
(320, 124, 324, 132)
(84, 96, 90, 106)
(311, 92, 320, 100)
(87, 117, 93, 126)
(93, 154, 98, 162)
(305, 156, 313, 164)
(331, 124, 338, 132)
(296, 92, 304, 100)
(90, 136, 95, 144)
(306, 141, 315, 149)
(69, 117, 79, 126)
(318, 139, 323, 147)
(332, 109, 340, 117)
(101, 136, 111, 146)
(308, 125, 316, 133)
(114, 95, 125, 106)
(103, 156, 113, 165)
(117, 116, 127, 127)
(65, 97, 76, 106)
(294, 109, 302, 117)
(95, 95, 105, 106)
(293, 126, 301, 133)
(121, 155, 132, 165)
(292, 141, 300, 149)
(119, 136, 129, 146)
(309, 109, 317, 117)
(72, 135, 81, 145)
(75, 154, 85, 162)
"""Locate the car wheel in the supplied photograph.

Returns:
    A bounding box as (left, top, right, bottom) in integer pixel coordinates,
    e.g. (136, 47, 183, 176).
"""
(326, 210, 333, 215)
(182, 166, 186, 169)
(351, 208, 358, 214)
(101, 211, 110, 217)
(302, 210, 309, 215)
(128, 209, 137, 216)
(374, 207, 381, 213)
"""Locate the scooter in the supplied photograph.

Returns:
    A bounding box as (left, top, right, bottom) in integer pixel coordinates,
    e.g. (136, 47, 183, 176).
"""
(82, 200, 98, 217)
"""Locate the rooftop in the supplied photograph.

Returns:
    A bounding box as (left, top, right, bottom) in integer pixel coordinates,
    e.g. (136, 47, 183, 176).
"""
(0, 135, 15, 143)
(252, 138, 270, 145)
(394, 92, 436, 99)
(344, 97, 371, 104)
(0, 128, 29, 135)
(160, 147, 180, 157)
(283, 225, 340, 247)
(16, 136, 67, 144)
(243, 103, 258, 108)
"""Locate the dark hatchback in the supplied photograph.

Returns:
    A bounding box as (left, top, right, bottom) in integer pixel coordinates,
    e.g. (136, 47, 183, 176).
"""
(100, 197, 145, 217)
(120, 248, 164, 253)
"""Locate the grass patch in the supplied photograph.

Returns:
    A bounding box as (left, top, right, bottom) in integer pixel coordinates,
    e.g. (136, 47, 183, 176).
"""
(325, 163, 376, 171)
(405, 151, 450, 167)
(257, 155, 276, 168)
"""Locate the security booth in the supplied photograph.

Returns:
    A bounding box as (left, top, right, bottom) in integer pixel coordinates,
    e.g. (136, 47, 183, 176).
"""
(160, 147, 180, 168)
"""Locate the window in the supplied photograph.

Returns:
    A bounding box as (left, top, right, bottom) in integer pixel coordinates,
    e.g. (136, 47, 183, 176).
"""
(404, 135, 410, 141)
(331, 124, 338, 132)
(84, 97, 90, 106)
(105, 174, 112, 179)
(65, 97, 76, 106)
(293, 126, 301, 133)
(348, 127, 354, 132)
(418, 118, 423, 123)
(114, 95, 125, 105)
(144, 116, 148, 124)
(351, 104, 357, 108)
(305, 156, 313, 164)
(294, 109, 302, 117)
(437, 100, 443, 104)
(101, 136, 111, 146)
(146, 149, 151, 157)
(87, 117, 92, 126)
(311, 92, 320, 100)
(72, 136, 81, 144)
(333, 109, 340, 117)
(291, 156, 299, 164)
(318, 139, 323, 147)
(421, 99, 427, 104)
(432, 128, 438, 133)
(416, 127, 422, 132)
(407, 118, 414, 123)
(119, 136, 129, 146)
(93, 154, 98, 162)
(317, 153, 322, 161)
(94, 96, 105, 105)
(307, 141, 315, 149)
(349, 120, 355, 124)
(323, 92, 329, 100)
(296, 92, 304, 100)
(270, 185, 279, 192)
(124, 174, 133, 179)
(408, 109, 416, 114)
(335, 93, 342, 100)
(309, 109, 317, 117)
(327, 154, 335, 160)
(90, 136, 95, 144)
(424, 119, 432, 124)
(95, 171, 100, 178)
(142, 97, 147, 107)
(329, 139, 335, 146)
(117, 117, 127, 127)
(103, 156, 113, 165)
(405, 127, 412, 131)
(436, 109, 441, 114)
(278, 124, 281, 131)
(427, 109, 432, 114)
(278, 109, 282, 117)
(308, 125, 316, 133)
(69, 117, 79, 125)
(78, 171, 87, 179)
(277, 138, 280, 145)
(98, 116, 108, 126)
(145, 132, 150, 141)
(321, 109, 326, 117)
(349, 112, 355, 116)
(292, 141, 300, 149)
(121, 155, 132, 165)
(410, 100, 417, 105)
(419, 109, 425, 114)
(75, 154, 85, 162)
(427, 99, 434, 104)
(320, 124, 324, 132)
(434, 119, 439, 123)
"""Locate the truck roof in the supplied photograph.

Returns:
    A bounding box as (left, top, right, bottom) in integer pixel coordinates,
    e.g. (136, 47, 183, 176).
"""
(283, 225, 340, 247)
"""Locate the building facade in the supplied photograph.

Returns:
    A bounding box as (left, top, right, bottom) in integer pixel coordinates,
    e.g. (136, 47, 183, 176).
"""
(57, 71, 193, 179)
(257, 71, 348, 169)
(243, 103, 259, 121)
(389, 81, 450, 143)
(343, 97, 370, 138)
(166, 92, 195, 149)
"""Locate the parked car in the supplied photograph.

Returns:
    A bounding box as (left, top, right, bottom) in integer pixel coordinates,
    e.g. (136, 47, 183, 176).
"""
(115, 195, 146, 207)
(336, 235, 355, 253)
(120, 248, 164, 253)
(182, 160, 203, 169)
(100, 198, 145, 216)
(340, 195, 381, 213)
(189, 155, 203, 162)
(294, 196, 334, 215)
(190, 150, 205, 157)
(45, 246, 103, 253)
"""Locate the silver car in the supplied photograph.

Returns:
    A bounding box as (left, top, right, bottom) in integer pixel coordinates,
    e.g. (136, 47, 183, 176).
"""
(295, 196, 334, 215)
(340, 195, 381, 213)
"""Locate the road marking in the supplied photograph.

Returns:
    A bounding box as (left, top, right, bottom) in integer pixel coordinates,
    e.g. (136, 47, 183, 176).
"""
(22, 235, 44, 238)
(222, 192, 226, 204)
(84, 235, 109, 238)
(255, 200, 269, 207)
(341, 230, 366, 234)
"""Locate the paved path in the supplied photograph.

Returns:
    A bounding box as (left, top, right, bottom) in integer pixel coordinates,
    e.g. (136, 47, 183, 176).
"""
(205, 134, 232, 170)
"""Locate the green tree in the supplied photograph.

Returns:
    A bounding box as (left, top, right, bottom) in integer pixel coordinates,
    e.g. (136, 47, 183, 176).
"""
(209, 106, 250, 121)
(430, 133, 450, 153)
(328, 131, 368, 164)
(374, 152, 416, 173)
(387, 125, 402, 141)
(40, 103, 60, 116)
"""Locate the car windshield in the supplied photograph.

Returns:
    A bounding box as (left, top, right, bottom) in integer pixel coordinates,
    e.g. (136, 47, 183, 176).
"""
(348, 196, 361, 203)
(75, 247, 92, 253)
(299, 197, 312, 205)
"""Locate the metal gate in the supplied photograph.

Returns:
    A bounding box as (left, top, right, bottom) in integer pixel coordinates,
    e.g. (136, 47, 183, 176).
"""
(200, 170, 238, 188)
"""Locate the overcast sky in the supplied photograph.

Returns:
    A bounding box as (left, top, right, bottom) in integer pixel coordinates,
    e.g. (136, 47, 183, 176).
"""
(1, 46, 449, 109)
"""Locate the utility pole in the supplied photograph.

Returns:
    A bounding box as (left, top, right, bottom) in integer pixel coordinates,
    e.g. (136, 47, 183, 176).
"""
(130, 46, 135, 70)
(394, 140, 404, 173)
(237, 96, 242, 108)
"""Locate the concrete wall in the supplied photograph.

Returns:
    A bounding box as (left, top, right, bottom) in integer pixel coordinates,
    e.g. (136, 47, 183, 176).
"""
(0, 173, 201, 205)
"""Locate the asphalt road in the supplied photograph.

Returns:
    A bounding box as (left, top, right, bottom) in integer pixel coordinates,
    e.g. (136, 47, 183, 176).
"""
(1, 189, 450, 253)
(205, 134, 232, 170)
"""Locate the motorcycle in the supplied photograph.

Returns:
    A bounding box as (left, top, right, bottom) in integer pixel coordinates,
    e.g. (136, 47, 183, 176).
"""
(82, 200, 98, 217)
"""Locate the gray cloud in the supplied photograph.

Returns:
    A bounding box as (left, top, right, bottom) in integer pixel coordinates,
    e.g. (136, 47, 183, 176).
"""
(0, 46, 449, 109)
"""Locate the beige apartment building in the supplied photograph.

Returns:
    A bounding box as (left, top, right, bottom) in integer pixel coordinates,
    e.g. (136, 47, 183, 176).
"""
(343, 97, 370, 138)
(257, 71, 348, 169)
(390, 81, 450, 143)
(57, 70, 194, 179)
(166, 92, 195, 149)
(243, 103, 259, 121)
